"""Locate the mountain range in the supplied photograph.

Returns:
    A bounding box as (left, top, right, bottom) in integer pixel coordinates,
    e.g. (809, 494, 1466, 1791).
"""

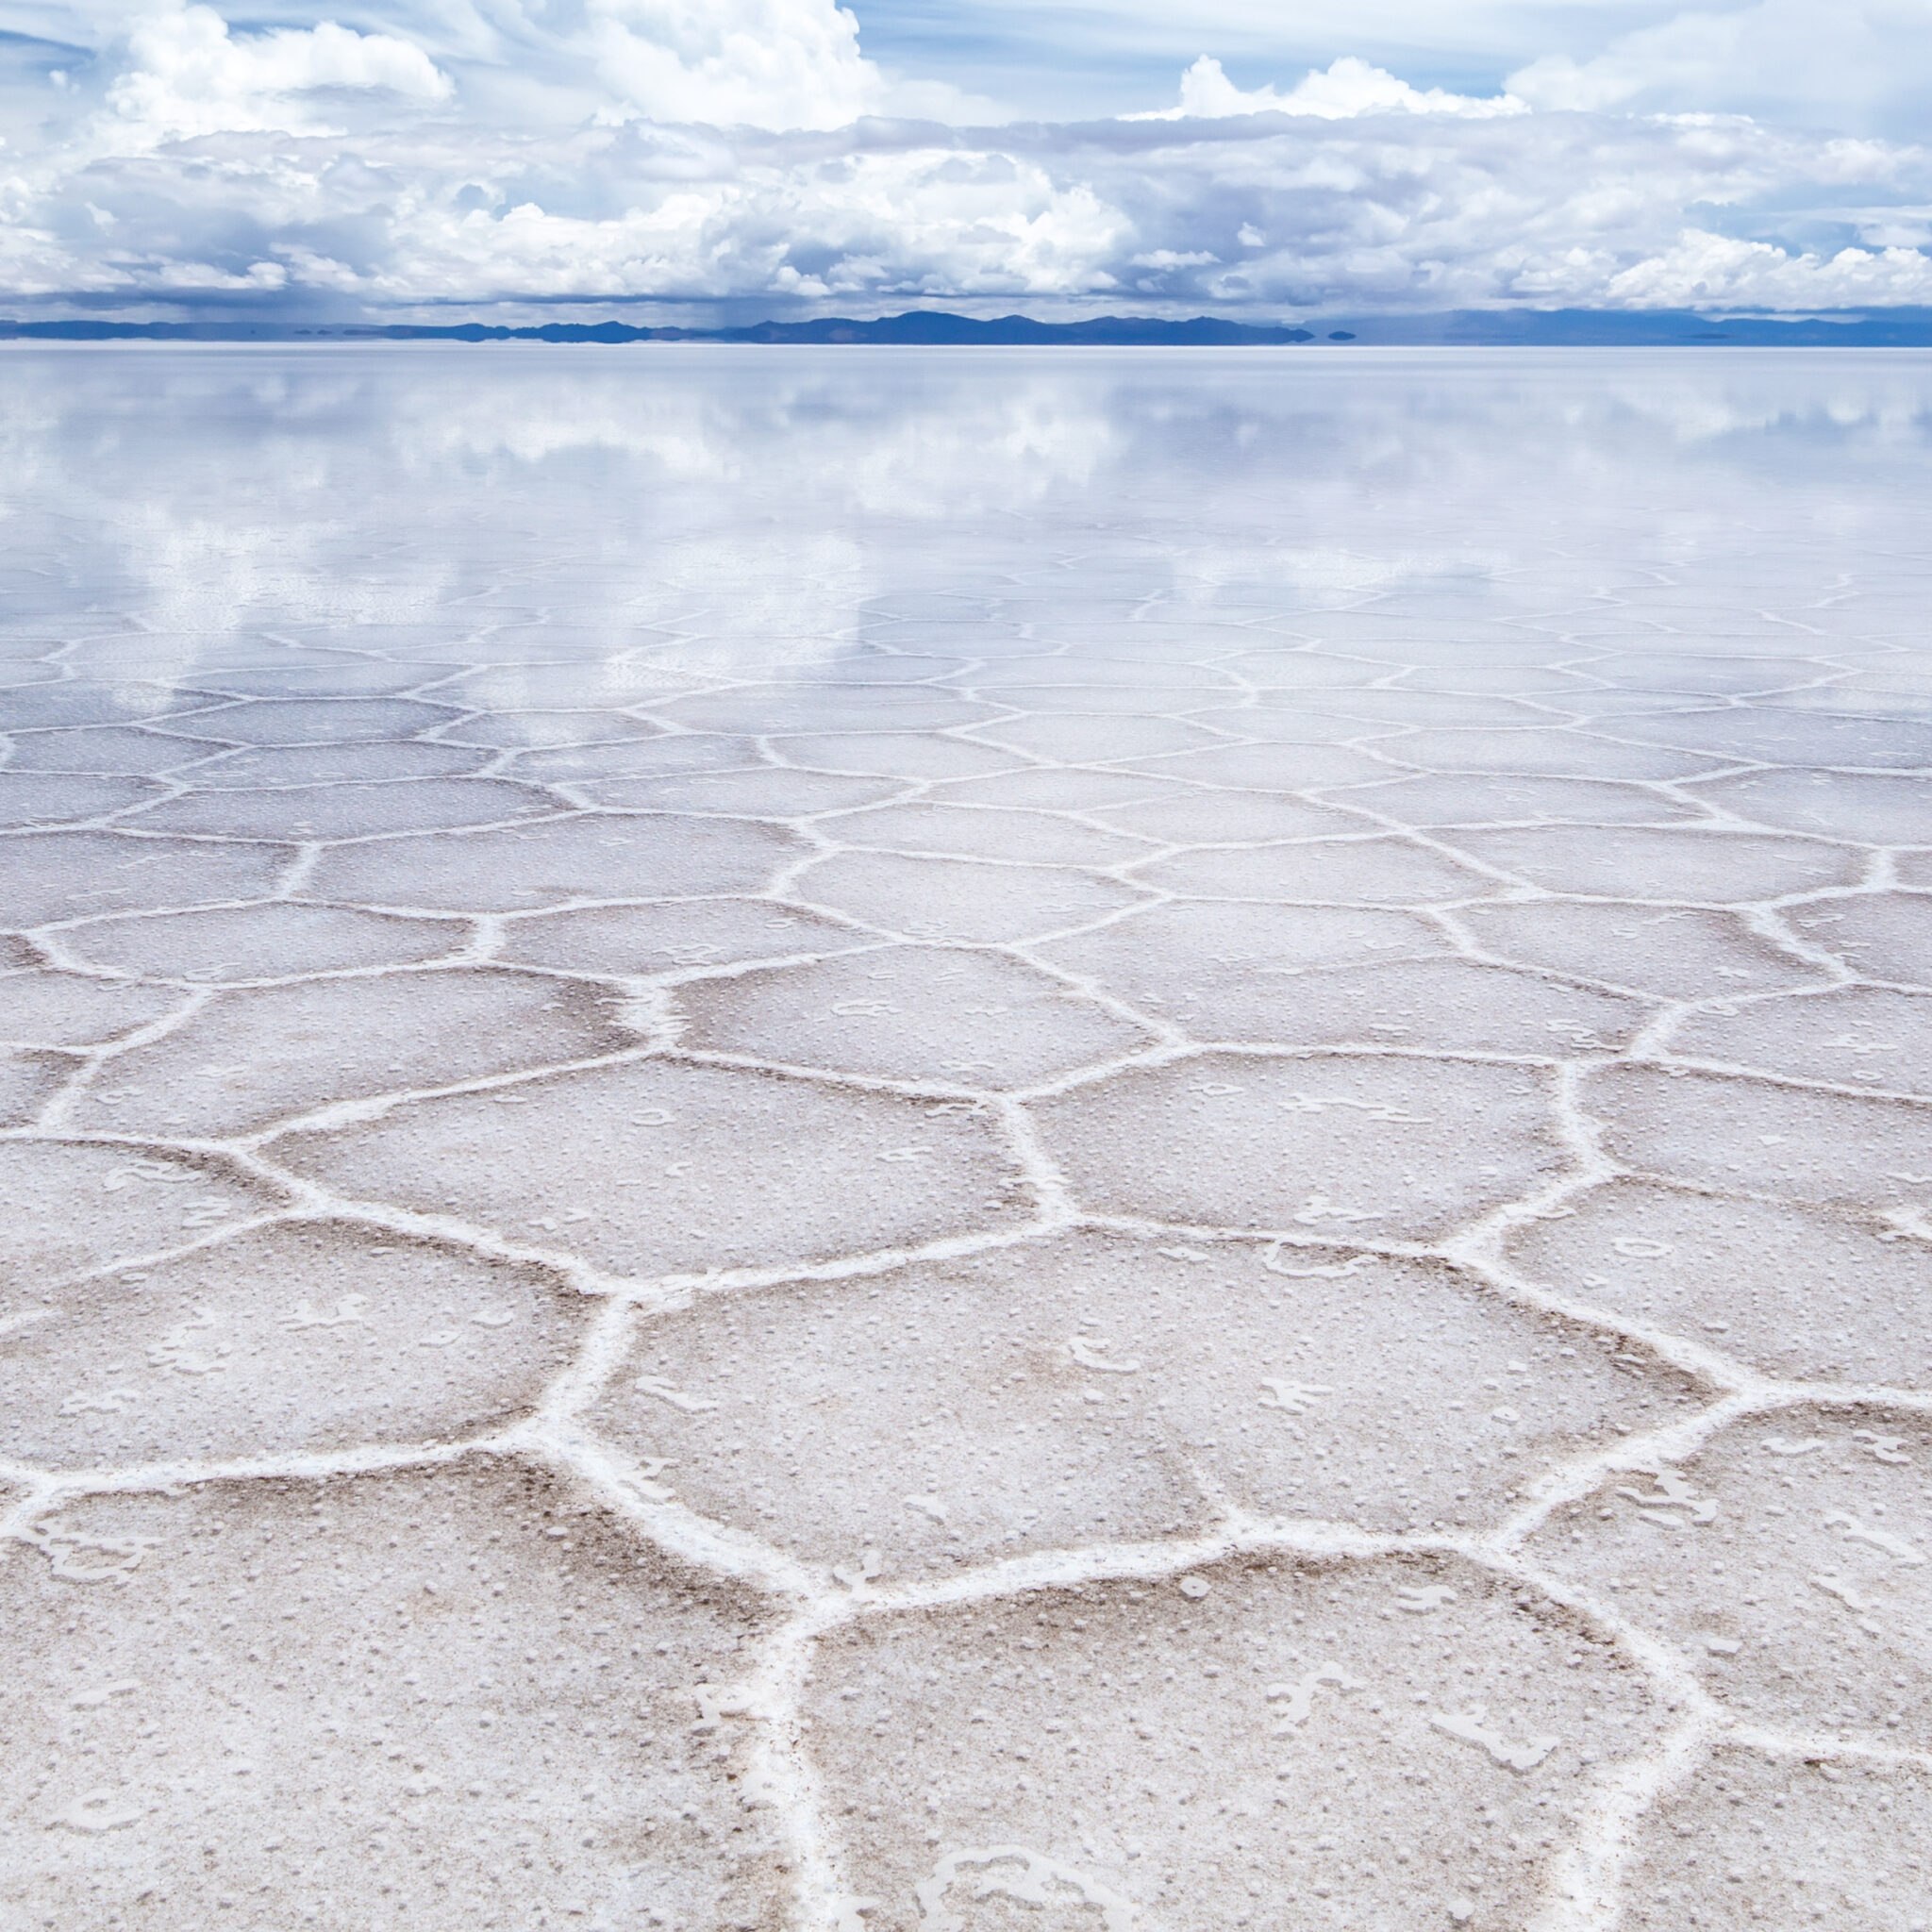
(8, 308, 1932, 346)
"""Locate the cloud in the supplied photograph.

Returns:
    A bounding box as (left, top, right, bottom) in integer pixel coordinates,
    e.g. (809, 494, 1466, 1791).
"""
(583, 0, 884, 133)
(339, 145, 1132, 305)
(1133, 54, 1526, 121)
(1602, 228, 1932, 307)
(1507, 1, 1932, 132)
(106, 3, 451, 146)
(1, 2, 1929, 318)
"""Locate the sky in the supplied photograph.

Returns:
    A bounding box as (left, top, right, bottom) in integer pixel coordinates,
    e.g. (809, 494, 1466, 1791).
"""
(2, 0, 1931, 321)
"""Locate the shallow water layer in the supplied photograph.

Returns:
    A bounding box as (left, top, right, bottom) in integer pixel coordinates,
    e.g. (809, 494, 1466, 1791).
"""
(2, 345, 1930, 1931)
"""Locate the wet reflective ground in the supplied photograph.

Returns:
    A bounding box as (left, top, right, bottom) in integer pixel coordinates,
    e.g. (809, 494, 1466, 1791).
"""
(2, 346, 1931, 1931)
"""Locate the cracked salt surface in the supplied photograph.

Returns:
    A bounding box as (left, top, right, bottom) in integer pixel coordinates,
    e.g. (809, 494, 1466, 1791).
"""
(2, 346, 1931, 1930)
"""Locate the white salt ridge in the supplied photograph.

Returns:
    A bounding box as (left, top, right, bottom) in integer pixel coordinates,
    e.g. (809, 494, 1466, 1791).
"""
(2, 346, 1932, 1930)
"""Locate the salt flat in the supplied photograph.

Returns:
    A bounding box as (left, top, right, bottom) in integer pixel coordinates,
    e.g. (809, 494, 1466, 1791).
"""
(1, 345, 1930, 1931)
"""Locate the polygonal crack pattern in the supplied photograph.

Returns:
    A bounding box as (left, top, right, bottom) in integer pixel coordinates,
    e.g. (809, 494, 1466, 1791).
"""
(671, 946, 1155, 1089)
(1622, 1745, 1932, 1929)
(8, 350, 1932, 1931)
(0, 1459, 790, 1931)
(0, 1141, 281, 1289)
(1032, 1053, 1566, 1241)
(1527, 1407, 1932, 1753)
(1504, 1180, 1932, 1386)
(805, 1555, 1670, 1932)
(270, 1058, 1034, 1281)
(68, 970, 635, 1141)
(588, 1232, 1700, 1583)
(0, 1221, 587, 1469)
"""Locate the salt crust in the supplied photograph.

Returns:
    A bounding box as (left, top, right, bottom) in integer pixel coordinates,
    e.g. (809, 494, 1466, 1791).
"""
(2, 351, 1931, 1931)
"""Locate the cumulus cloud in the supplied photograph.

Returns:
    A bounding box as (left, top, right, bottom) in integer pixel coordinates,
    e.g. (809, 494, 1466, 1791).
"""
(106, 3, 452, 145)
(344, 144, 1131, 306)
(583, 0, 883, 132)
(1133, 54, 1526, 121)
(1602, 229, 1932, 308)
(0, 1, 1929, 318)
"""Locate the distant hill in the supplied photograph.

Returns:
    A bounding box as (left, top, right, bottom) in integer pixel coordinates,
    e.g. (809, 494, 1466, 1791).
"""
(0, 310, 1318, 346)
(6, 308, 1932, 346)
(690, 312, 1324, 344)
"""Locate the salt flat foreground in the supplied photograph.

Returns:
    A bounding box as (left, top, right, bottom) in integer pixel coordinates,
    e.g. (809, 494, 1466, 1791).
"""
(1, 347, 1929, 1931)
